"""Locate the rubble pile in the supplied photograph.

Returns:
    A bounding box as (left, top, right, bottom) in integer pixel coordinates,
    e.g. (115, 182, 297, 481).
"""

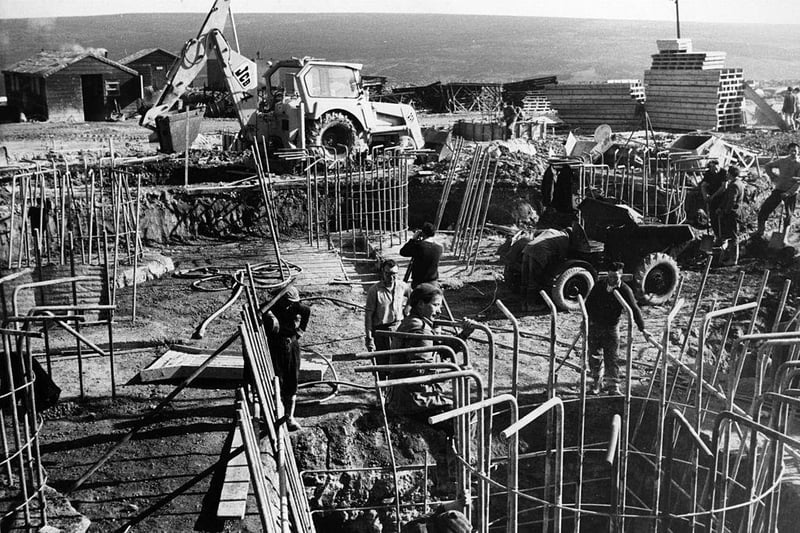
(427, 137, 566, 186)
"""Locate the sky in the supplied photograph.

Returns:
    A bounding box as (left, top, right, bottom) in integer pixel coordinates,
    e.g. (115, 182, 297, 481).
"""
(0, 0, 798, 25)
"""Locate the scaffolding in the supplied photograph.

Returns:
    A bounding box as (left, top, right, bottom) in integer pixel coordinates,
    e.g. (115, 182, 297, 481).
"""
(278, 146, 420, 257)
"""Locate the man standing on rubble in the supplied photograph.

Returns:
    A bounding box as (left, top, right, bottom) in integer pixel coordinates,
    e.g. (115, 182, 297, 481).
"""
(263, 285, 310, 431)
(700, 159, 727, 243)
(364, 259, 410, 361)
(400, 222, 443, 288)
(754, 143, 800, 239)
(585, 263, 650, 395)
(502, 101, 522, 140)
(718, 166, 745, 267)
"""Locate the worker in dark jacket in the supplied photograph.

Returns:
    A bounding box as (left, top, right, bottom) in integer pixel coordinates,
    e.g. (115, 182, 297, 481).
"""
(263, 285, 310, 431)
(585, 263, 650, 395)
(400, 222, 443, 288)
(717, 166, 745, 267)
(699, 159, 727, 242)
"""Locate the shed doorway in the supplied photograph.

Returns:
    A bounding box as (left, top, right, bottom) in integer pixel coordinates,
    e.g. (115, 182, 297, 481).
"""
(81, 74, 105, 121)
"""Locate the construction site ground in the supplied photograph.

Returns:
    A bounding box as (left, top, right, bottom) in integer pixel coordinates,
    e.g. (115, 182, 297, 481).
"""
(3, 118, 800, 531)
(30, 234, 799, 532)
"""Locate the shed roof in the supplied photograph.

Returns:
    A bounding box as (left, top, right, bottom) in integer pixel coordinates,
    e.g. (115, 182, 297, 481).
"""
(118, 48, 178, 65)
(3, 50, 139, 77)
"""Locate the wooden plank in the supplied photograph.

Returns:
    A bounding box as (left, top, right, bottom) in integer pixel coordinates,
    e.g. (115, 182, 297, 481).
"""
(138, 350, 244, 382)
(217, 424, 251, 520)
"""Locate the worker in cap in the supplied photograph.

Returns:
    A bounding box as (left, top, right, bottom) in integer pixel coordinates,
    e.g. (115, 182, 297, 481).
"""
(263, 284, 310, 431)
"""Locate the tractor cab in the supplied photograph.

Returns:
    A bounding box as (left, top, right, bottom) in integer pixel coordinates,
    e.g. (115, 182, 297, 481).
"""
(263, 57, 423, 155)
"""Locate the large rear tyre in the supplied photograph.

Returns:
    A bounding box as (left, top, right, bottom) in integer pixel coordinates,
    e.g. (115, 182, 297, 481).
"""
(634, 252, 679, 305)
(308, 112, 362, 157)
(551, 266, 595, 312)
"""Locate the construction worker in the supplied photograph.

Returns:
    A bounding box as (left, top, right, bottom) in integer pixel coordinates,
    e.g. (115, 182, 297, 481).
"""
(782, 87, 796, 130)
(400, 222, 443, 288)
(754, 143, 800, 239)
(502, 101, 522, 140)
(263, 286, 310, 431)
(717, 166, 745, 267)
(585, 263, 650, 395)
(699, 159, 727, 243)
(386, 283, 475, 417)
(364, 259, 410, 360)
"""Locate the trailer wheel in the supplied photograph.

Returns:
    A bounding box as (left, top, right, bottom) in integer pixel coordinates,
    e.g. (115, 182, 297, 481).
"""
(551, 266, 595, 312)
(634, 252, 679, 305)
(309, 112, 362, 155)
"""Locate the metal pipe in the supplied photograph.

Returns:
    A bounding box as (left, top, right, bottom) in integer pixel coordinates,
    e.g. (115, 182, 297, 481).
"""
(612, 290, 636, 531)
(430, 393, 518, 533)
(574, 295, 590, 533)
(653, 298, 684, 531)
(374, 329, 471, 367)
(376, 369, 483, 517)
(708, 410, 800, 533)
(661, 408, 713, 532)
(436, 316, 494, 509)
(539, 290, 558, 532)
(501, 397, 564, 533)
(495, 300, 519, 405)
(469, 159, 498, 274)
(605, 414, 621, 466)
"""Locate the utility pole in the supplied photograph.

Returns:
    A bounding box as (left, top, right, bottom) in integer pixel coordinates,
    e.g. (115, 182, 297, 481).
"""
(674, 0, 681, 38)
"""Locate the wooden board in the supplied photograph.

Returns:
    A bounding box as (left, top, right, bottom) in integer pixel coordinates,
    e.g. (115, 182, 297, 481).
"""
(217, 424, 251, 520)
(139, 350, 244, 382)
(139, 349, 328, 383)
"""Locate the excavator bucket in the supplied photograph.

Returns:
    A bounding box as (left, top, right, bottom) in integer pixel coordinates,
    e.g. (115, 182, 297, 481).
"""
(155, 109, 204, 154)
(422, 128, 453, 162)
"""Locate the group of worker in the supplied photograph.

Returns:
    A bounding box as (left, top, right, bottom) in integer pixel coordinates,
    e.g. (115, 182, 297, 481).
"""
(365, 223, 654, 406)
(781, 87, 800, 131)
(700, 142, 800, 265)
(364, 222, 481, 416)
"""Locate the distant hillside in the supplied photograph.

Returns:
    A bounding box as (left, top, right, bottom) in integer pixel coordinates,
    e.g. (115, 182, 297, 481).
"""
(2, 13, 799, 97)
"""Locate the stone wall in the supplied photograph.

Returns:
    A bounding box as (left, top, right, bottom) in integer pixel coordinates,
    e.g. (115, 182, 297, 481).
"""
(0, 179, 540, 256)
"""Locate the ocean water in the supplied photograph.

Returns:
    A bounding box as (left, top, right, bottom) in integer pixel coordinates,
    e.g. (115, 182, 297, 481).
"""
(1, 13, 799, 94)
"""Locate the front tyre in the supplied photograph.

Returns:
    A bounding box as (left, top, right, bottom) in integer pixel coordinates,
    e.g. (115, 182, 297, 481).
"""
(551, 266, 595, 312)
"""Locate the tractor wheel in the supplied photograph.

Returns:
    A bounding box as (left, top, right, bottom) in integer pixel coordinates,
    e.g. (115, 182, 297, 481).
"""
(308, 112, 362, 156)
(551, 266, 595, 312)
(634, 252, 679, 305)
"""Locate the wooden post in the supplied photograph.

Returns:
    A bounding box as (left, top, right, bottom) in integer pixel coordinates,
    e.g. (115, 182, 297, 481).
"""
(184, 111, 190, 187)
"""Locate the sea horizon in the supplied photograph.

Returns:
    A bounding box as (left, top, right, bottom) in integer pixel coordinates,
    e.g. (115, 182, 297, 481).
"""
(1, 12, 799, 96)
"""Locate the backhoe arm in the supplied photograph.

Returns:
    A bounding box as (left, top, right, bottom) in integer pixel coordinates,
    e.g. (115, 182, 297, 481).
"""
(141, 0, 244, 129)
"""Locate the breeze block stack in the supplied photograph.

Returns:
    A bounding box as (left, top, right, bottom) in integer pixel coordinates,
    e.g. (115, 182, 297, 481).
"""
(644, 38, 744, 132)
(544, 80, 646, 131)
